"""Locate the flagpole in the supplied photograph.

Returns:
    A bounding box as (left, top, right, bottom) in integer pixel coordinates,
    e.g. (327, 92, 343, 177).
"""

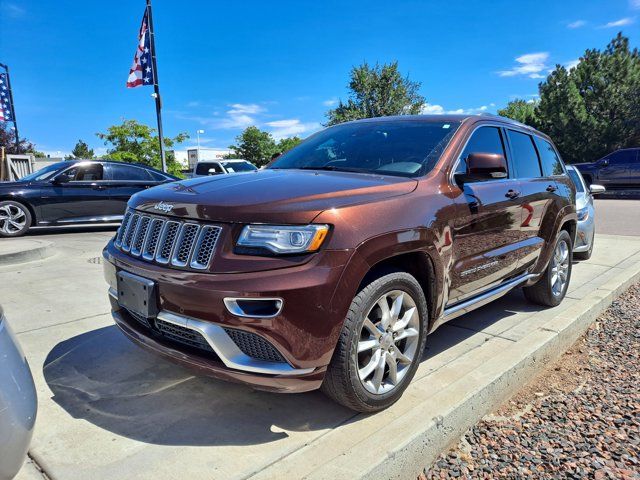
(145, 0, 167, 172)
(0, 63, 20, 154)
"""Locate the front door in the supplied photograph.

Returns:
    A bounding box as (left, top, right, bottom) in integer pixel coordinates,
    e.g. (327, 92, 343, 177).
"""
(40, 163, 113, 224)
(449, 126, 525, 304)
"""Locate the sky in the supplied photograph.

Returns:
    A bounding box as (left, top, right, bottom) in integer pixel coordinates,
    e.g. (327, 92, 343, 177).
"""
(0, 0, 638, 158)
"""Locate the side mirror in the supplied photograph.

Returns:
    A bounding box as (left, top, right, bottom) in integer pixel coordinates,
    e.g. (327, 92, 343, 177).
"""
(52, 173, 72, 184)
(599, 158, 610, 167)
(590, 184, 606, 194)
(207, 168, 221, 175)
(457, 153, 508, 183)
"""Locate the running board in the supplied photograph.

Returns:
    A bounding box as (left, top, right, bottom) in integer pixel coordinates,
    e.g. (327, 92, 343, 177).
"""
(434, 272, 539, 331)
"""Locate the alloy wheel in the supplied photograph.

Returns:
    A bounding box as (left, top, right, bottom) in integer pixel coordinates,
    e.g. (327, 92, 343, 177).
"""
(356, 290, 420, 394)
(550, 239, 570, 296)
(0, 204, 27, 235)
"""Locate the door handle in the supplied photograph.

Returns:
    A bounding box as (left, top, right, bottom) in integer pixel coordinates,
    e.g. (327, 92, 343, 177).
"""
(505, 189, 520, 199)
(546, 184, 557, 192)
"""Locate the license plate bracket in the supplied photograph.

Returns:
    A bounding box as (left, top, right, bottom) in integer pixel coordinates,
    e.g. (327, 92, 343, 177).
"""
(116, 271, 158, 319)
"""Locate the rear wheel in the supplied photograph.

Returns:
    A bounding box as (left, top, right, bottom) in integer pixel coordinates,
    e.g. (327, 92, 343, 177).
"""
(524, 230, 573, 307)
(322, 272, 428, 412)
(0, 201, 31, 238)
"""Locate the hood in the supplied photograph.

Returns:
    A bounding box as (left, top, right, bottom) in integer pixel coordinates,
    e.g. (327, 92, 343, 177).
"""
(130, 169, 418, 224)
(0, 181, 28, 189)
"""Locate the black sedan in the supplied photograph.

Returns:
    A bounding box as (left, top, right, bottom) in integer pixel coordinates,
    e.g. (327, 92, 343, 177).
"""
(0, 160, 178, 237)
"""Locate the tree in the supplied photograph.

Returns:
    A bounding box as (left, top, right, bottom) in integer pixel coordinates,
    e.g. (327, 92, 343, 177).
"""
(0, 123, 41, 155)
(96, 119, 188, 176)
(65, 139, 94, 160)
(228, 126, 277, 167)
(276, 136, 302, 154)
(535, 33, 640, 163)
(497, 99, 539, 126)
(326, 61, 426, 126)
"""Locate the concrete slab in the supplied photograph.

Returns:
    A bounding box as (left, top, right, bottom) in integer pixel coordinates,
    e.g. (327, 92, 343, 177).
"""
(6, 231, 640, 480)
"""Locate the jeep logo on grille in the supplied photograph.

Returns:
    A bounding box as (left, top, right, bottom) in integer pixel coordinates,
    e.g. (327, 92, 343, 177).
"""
(153, 201, 174, 213)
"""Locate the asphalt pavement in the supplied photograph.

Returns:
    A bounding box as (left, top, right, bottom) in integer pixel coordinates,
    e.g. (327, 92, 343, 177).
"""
(594, 199, 640, 237)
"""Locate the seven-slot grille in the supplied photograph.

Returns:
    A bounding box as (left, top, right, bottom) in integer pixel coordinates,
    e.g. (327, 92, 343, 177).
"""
(115, 209, 222, 270)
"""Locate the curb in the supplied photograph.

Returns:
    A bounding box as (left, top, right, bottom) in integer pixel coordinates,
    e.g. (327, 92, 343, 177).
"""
(253, 260, 640, 480)
(0, 240, 55, 266)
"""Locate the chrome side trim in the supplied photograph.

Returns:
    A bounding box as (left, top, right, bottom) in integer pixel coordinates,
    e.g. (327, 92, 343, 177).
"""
(435, 272, 538, 330)
(223, 297, 284, 319)
(156, 311, 313, 376)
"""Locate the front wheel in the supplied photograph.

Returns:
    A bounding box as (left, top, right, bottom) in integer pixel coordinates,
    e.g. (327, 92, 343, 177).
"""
(321, 272, 428, 412)
(524, 230, 573, 307)
(0, 201, 31, 238)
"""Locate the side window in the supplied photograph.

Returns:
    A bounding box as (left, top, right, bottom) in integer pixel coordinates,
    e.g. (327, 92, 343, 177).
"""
(507, 130, 542, 178)
(66, 163, 104, 181)
(148, 170, 169, 181)
(456, 127, 507, 176)
(534, 137, 564, 176)
(110, 164, 153, 181)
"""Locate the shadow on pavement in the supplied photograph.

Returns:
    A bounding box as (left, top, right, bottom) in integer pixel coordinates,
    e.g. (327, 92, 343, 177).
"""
(43, 296, 521, 447)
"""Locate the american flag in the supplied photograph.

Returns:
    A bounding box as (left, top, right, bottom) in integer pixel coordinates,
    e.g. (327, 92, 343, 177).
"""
(0, 73, 15, 122)
(126, 8, 156, 88)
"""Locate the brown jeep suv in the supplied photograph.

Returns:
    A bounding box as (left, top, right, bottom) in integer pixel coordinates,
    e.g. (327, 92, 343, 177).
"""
(103, 115, 576, 412)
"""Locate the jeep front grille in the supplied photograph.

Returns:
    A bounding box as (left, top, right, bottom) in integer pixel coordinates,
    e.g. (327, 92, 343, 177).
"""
(115, 209, 222, 270)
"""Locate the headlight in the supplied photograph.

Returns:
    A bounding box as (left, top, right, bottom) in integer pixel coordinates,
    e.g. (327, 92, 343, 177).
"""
(237, 224, 330, 254)
(577, 206, 589, 221)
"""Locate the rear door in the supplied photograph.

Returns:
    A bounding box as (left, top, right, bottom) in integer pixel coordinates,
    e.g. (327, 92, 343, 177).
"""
(103, 163, 163, 216)
(40, 162, 112, 224)
(506, 130, 558, 271)
(449, 125, 524, 304)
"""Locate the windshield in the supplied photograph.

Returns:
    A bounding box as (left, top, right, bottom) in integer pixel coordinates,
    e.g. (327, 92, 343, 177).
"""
(269, 120, 461, 178)
(222, 161, 257, 172)
(567, 168, 585, 192)
(20, 161, 68, 181)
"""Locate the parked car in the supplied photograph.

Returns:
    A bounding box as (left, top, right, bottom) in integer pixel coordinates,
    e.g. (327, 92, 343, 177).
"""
(574, 147, 640, 189)
(0, 160, 178, 237)
(565, 165, 605, 260)
(102, 115, 577, 412)
(0, 306, 37, 480)
(191, 159, 258, 178)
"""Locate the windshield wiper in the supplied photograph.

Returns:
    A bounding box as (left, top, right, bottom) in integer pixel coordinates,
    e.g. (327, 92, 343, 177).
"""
(299, 165, 368, 173)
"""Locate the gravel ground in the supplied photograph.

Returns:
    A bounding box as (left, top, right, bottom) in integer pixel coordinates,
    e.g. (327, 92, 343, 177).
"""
(421, 283, 640, 480)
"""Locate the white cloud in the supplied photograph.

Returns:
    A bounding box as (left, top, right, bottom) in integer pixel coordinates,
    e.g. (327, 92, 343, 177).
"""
(322, 98, 339, 107)
(600, 17, 635, 28)
(2, 2, 25, 18)
(630, 0, 640, 9)
(564, 59, 580, 70)
(420, 103, 493, 115)
(203, 103, 266, 129)
(186, 101, 200, 108)
(265, 119, 321, 140)
(567, 20, 586, 28)
(498, 52, 550, 79)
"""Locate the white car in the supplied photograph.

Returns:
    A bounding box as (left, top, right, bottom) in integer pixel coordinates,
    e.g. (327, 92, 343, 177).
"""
(192, 159, 258, 178)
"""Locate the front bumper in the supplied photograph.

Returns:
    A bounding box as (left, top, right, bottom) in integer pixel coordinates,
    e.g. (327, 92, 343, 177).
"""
(103, 240, 352, 392)
(574, 206, 595, 253)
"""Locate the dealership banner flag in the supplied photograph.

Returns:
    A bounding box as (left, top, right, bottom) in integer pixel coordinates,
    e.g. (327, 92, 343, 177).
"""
(0, 73, 16, 122)
(126, 7, 156, 88)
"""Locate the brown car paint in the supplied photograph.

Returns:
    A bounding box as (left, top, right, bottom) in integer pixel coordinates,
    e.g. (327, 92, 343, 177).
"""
(103, 115, 577, 392)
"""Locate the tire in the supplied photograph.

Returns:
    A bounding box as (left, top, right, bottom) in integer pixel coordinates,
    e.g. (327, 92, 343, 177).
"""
(321, 272, 429, 412)
(0, 200, 32, 238)
(574, 232, 594, 261)
(523, 230, 573, 307)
